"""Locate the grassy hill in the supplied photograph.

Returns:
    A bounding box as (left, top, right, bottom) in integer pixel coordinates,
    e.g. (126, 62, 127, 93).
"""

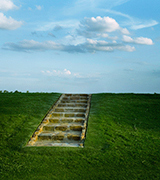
(0, 92, 160, 180)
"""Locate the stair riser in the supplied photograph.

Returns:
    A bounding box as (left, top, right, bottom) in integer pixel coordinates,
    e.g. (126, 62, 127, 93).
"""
(61, 100, 88, 103)
(52, 113, 85, 118)
(58, 104, 87, 107)
(55, 108, 86, 113)
(62, 97, 88, 100)
(50, 119, 75, 123)
(63, 95, 88, 97)
(38, 134, 81, 141)
(49, 119, 85, 123)
(43, 125, 82, 132)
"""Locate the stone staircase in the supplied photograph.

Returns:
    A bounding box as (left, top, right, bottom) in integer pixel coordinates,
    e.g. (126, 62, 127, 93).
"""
(27, 94, 91, 147)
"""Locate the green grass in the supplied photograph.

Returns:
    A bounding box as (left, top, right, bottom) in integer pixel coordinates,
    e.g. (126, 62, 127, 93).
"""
(0, 92, 160, 180)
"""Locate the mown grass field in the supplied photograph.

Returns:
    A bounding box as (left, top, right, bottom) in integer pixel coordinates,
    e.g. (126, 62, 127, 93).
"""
(0, 92, 160, 180)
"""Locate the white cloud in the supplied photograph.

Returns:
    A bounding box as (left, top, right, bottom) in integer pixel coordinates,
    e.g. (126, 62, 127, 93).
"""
(37, 20, 79, 31)
(134, 37, 154, 45)
(130, 20, 159, 30)
(41, 69, 100, 81)
(4, 40, 62, 51)
(0, 0, 18, 11)
(0, 12, 23, 30)
(123, 35, 154, 45)
(122, 35, 133, 42)
(73, 73, 82, 78)
(105, 9, 158, 30)
(42, 69, 71, 77)
(63, 35, 86, 46)
(85, 38, 135, 52)
(3, 15, 153, 53)
(73, 72, 101, 80)
(105, 0, 130, 8)
(3, 38, 136, 53)
(64, 69, 71, 75)
(36, 5, 42, 10)
(78, 16, 130, 38)
(65, 0, 130, 16)
(97, 33, 108, 38)
(120, 28, 130, 35)
(80, 16, 120, 33)
(117, 45, 135, 52)
(97, 34, 118, 40)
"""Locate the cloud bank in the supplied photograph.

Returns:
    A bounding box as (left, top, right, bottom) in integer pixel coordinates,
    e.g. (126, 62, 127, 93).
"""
(2, 16, 154, 53)
(3, 39, 136, 53)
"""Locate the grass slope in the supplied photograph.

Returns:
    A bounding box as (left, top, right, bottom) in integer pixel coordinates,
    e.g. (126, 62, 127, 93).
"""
(0, 93, 160, 180)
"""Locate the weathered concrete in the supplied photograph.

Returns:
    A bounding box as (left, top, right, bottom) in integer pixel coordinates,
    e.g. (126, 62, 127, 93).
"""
(27, 94, 91, 147)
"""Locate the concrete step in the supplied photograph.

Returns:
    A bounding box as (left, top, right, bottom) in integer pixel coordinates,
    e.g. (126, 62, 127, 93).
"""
(54, 107, 86, 112)
(27, 94, 91, 147)
(65, 94, 89, 96)
(58, 103, 87, 107)
(61, 100, 88, 103)
(62, 97, 88, 100)
(51, 112, 86, 118)
(38, 131, 81, 141)
(49, 117, 85, 123)
(43, 123, 83, 132)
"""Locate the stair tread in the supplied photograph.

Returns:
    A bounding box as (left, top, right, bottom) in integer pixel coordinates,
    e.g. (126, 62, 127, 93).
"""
(55, 107, 86, 109)
(33, 142, 81, 147)
(58, 103, 87, 107)
(44, 123, 83, 126)
(52, 112, 85, 114)
(49, 117, 85, 120)
(39, 131, 81, 135)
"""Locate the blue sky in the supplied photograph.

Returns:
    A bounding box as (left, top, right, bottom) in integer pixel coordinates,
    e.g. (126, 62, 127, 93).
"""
(0, 0, 160, 93)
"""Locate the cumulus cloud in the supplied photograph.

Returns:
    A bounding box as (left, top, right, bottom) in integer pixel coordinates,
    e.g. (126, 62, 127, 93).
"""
(78, 16, 130, 37)
(0, 12, 23, 30)
(0, 0, 18, 11)
(81, 16, 120, 32)
(123, 35, 154, 45)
